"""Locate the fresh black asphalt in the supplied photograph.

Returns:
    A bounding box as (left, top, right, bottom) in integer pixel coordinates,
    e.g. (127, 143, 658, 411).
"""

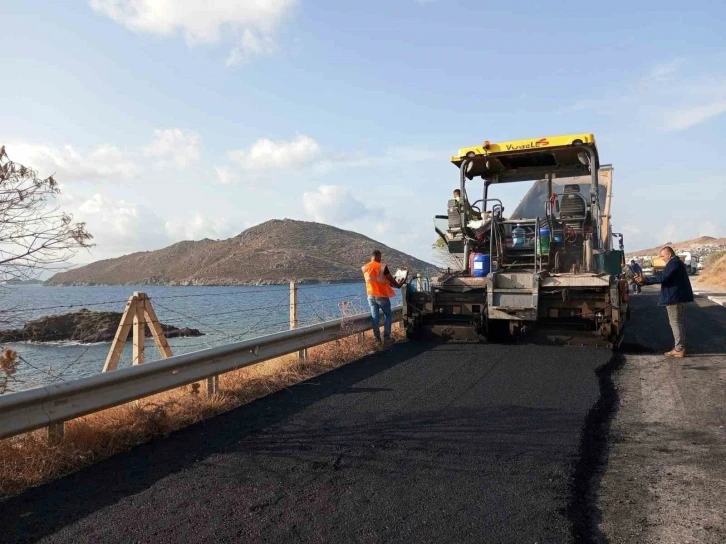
(1, 342, 612, 543)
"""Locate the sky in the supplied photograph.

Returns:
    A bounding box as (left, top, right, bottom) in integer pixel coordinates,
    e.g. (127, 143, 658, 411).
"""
(2, 0, 725, 269)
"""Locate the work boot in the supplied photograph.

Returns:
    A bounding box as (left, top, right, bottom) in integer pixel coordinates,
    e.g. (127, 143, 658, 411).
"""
(672, 349, 686, 358)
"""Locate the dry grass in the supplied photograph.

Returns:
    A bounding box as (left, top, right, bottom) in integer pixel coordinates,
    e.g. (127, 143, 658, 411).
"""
(698, 253, 726, 288)
(0, 328, 404, 497)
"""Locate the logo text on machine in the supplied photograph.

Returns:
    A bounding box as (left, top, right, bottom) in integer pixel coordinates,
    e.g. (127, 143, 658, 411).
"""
(505, 138, 550, 151)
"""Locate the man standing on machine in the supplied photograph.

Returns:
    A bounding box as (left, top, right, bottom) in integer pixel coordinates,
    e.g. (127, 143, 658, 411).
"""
(453, 189, 482, 219)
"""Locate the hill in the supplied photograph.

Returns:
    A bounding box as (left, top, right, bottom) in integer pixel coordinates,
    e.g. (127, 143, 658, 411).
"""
(46, 219, 438, 286)
(699, 253, 726, 288)
(626, 236, 726, 258)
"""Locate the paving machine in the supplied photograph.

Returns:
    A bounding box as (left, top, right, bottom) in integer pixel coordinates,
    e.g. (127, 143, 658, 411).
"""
(404, 134, 630, 348)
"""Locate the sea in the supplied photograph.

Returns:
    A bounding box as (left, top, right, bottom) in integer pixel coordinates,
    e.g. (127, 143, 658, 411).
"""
(0, 284, 401, 394)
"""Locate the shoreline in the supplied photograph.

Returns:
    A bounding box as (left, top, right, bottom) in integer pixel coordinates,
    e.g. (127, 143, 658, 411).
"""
(40, 279, 365, 288)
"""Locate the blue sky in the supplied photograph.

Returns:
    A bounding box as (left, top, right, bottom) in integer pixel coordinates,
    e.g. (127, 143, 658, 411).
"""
(2, 0, 725, 266)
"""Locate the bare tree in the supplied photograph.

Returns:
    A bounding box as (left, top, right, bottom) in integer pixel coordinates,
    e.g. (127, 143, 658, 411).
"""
(1, 146, 93, 393)
(432, 238, 464, 271)
(0, 145, 93, 282)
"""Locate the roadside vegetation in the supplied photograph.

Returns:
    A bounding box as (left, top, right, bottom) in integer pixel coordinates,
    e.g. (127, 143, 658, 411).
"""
(698, 251, 726, 288)
(0, 329, 403, 497)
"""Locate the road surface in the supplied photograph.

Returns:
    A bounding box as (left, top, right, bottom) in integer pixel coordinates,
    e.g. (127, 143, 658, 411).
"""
(599, 288, 726, 543)
(1, 340, 612, 543)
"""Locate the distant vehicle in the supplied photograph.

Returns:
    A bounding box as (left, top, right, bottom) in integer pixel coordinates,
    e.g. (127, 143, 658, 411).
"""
(678, 251, 697, 275)
(652, 253, 693, 275)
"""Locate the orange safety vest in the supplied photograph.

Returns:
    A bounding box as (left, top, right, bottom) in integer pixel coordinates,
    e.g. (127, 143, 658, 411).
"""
(362, 260, 396, 298)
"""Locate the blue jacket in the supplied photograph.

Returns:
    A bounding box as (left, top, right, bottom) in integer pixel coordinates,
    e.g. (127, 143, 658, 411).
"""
(631, 263, 642, 275)
(644, 257, 694, 305)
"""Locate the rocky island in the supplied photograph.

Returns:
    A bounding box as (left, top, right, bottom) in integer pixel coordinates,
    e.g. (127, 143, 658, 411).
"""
(45, 219, 438, 286)
(0, 309, 203, 344)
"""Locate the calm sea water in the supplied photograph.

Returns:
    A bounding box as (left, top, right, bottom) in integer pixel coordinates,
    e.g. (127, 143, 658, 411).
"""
(1, 284, 401, 394)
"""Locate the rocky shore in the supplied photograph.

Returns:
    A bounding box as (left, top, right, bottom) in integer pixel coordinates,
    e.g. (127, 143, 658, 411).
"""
(0, 309, 203, 344)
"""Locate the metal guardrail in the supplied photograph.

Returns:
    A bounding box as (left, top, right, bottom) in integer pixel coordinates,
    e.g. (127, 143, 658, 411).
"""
(0, 308, 402, 441)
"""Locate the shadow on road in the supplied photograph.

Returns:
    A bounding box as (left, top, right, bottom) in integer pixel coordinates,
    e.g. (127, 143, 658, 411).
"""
(621, 290, 726, 355)
(0, 342, 434, 542)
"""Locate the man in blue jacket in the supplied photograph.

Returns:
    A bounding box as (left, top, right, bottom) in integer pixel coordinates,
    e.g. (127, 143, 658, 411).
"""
(635, 246, 694, 357)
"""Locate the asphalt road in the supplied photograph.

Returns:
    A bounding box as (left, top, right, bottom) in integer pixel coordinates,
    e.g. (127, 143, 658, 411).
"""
(1, 342, 612, 543)
(599, 287, 726, 542)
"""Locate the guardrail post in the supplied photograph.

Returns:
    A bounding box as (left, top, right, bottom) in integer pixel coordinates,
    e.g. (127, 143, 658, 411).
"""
(47, 421, 64, 443)
(290, 282, 307, 361)
(206, 375, 219, 397)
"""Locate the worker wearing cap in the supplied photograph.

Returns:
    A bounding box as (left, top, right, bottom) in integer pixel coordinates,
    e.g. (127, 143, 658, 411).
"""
(362, 250, 402, 345)
(630, 260, 642, 294)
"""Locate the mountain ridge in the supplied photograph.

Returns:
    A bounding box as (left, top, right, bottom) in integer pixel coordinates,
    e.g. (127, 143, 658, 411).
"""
(46, 219, 438, 286)
(626, 235, 726, 257)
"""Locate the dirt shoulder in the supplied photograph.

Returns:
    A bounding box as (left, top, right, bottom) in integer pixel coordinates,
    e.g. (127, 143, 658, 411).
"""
(599, 290, 726, 543)
(691, 279, 726, 294)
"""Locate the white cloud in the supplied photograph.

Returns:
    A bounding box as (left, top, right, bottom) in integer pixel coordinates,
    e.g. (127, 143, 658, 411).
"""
(89, 0, 296, 63)
(165, 214, 234, 241)
(662, 99, 726, 132)
(8, 143, 139, 182)
(144, 128, 201, 167)
(73, 194, 238, 259)
(226, 28, 276, 66)
(6, 128, 199, 183)
(642, 58, 686, 85)
(216, 135, 440, 184)
(228, 134, 321, 171)
(76, 194, 170, 255)
(303, 185, 384, 225)
(217, 134, 321, 183)
(560, 57, 726, 131)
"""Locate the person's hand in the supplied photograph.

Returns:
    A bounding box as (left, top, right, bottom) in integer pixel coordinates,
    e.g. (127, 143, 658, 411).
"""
(635, 275, 644, 285)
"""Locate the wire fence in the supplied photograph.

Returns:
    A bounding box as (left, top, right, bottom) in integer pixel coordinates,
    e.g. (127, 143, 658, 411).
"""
(0, 284, 396, 395)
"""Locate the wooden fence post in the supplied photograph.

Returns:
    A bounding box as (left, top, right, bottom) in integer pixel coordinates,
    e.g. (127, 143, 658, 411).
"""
(132, 292, 146, 365)
(104, 292, 174, 372)
(103, 295, 136, 372)
(289, 281, 298, 330)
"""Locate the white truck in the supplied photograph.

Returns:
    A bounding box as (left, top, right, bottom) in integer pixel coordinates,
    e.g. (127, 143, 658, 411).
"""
(678, 251, 698, 275)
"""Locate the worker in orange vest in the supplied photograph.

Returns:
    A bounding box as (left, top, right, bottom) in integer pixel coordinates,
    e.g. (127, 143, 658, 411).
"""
(362, 250, 402, 345)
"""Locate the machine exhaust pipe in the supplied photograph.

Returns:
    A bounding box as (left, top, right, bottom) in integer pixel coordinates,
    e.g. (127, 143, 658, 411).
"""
(584, 238, 593, 272)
